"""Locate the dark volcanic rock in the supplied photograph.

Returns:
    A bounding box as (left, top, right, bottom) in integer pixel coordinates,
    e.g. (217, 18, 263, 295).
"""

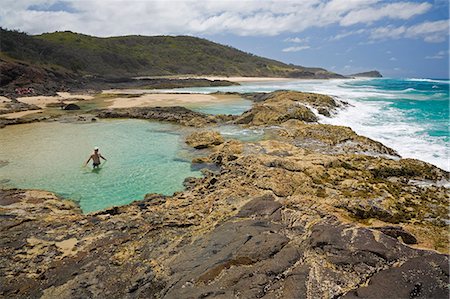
(63, 103, 81, 110)
(371, 226, 418, 244)
(343, 254, 449, 298)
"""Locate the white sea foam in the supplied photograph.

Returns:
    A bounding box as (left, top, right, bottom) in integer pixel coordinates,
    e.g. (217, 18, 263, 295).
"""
(406, 78, 450, 84)
(319, 96, 449, 171)
(166, 78, 449, 171)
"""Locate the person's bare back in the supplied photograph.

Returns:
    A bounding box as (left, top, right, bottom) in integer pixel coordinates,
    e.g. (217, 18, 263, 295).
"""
(85, 147, 107, 168)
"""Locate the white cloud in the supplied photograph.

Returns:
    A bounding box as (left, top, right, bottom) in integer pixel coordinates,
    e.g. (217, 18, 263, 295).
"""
(370, 20, 449, 43)
(282, 45, 311, 52)
(340, 2, 431, 26)
(284, 37, 309, 43)
(389, 57, 397, 61)
(330, 29, 366, 40)
(425, 50, 449, 59)
(0, 0, 437, 37)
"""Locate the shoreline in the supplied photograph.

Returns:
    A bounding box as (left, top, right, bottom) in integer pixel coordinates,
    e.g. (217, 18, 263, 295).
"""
(1, 89, 448, 298)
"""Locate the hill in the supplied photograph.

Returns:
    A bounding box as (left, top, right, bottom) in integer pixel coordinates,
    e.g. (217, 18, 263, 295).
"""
(0, 28, 343, 80)
(349, 70, 383, 78)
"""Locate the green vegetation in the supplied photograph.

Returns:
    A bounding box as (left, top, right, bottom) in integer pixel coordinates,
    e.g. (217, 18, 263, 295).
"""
(0, 28, 342, 78)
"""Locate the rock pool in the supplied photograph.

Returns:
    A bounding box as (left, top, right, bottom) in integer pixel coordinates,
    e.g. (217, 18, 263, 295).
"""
(0, 119, 201, 213)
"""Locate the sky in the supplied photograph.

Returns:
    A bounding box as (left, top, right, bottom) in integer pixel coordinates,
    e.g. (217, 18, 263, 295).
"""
(1, 0, 449, 78)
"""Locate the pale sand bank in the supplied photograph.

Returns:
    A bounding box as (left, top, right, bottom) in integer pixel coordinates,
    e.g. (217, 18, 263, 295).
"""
(198, 76, 292, 83)
(105, 93, 239, 109)
(132, 76, 292, 83)
(18, 92, 94, 108)
(1, 110, 43, 119)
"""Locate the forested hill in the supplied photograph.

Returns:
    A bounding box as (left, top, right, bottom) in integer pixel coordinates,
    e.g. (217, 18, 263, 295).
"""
(0, 28, 342, 79)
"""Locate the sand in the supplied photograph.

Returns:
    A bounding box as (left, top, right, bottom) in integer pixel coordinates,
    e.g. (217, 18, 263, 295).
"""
(18, 92, 94, 109)
(199, 76, 292, 83)
(0, 110, 43, 119)
(104, 93, 239, 109)
(132, 76, 292, 83)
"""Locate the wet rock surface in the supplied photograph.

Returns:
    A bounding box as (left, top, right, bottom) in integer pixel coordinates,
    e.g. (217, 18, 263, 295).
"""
(95, 106, 218, 127)
(1, 90, 449, 298)
(186, 131, 225, 149)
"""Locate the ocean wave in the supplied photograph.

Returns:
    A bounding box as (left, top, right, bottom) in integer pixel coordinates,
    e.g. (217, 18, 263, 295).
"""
(320, 98, 448, 171)
(406, 78, 450, 84)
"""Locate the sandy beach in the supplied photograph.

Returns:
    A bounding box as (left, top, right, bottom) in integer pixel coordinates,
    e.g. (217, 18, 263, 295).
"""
(132, 76, 292, 83)
(0, 110, 43, 119)
(104, 93, 243, 109)
(18, 92, 94, 109)
(199, 76, 292, 83)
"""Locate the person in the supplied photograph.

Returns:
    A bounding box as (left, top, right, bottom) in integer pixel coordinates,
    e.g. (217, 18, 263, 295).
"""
(85, 147, 107, 168)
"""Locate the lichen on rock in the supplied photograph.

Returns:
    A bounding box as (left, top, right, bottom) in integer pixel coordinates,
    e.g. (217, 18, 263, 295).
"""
(1, 89, 448, 298)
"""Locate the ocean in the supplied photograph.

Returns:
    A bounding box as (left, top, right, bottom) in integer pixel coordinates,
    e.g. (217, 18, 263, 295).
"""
(0, 78, 447, 213)
(171, 77, 449, 171)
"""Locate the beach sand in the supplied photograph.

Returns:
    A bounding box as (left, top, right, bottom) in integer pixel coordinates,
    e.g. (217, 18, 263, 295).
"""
(199, 76, 291, 83)
(104, 93, 242, 109)
(1, 110, 43, 119)
(18, 92, 94, 109)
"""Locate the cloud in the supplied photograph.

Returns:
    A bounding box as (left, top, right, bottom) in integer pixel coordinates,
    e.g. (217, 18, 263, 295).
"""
(425, 50, 449, 59)
(0, 0, 437, 37)
(284, 37, 309, 43)
(330, 29, 366, 40)
(282, 46, 311, 52)
(340, 2, 431, 26)
(389, 57, 397, 61)
(370, 20, 449, 43)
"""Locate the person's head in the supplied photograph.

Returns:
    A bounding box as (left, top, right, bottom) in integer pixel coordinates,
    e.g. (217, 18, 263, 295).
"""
(94, 146, 99, 152)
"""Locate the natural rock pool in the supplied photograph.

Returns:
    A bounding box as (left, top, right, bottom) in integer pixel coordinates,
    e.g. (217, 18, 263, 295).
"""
(0, 119, 202, 213)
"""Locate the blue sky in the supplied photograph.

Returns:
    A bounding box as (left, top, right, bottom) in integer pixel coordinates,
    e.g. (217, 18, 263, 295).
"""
(1, 0, 449, 78)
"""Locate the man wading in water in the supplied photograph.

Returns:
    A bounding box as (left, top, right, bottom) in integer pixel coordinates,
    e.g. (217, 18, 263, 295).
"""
(85, 147, 107, 168)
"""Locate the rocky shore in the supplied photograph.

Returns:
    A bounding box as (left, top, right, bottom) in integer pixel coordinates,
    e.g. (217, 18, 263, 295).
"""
(0, 59, 237, 100)
(0, 90, 448, 298)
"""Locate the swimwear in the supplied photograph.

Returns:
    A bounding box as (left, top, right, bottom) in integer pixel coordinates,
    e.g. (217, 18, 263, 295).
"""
(93, 162, 100, 168)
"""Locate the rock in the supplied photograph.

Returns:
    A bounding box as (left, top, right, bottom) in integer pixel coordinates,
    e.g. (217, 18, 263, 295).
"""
(272, 119, 399, 157)
(96, 106, 216, 127)
(185, 131, 224, 149)
(235, 91, 322, 125)
(1, 88, 449, 298)
(63, 103, 80, 110)
(343, 254, 448, 298)
(371, 226, 418, 244)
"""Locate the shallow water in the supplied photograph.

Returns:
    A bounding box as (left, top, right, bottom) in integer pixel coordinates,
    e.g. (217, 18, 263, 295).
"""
(0, 119, 201, 213)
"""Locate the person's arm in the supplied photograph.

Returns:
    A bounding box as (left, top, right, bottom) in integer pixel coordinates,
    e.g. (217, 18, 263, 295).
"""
(84, 155, 92, 166)
(100, 154, 107, 161)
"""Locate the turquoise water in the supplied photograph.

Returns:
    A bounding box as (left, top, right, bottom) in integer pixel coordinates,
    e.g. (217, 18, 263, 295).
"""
(185, 97, 253, 115)
(0, 120, 201, 213)
(169, 78, 449, 171)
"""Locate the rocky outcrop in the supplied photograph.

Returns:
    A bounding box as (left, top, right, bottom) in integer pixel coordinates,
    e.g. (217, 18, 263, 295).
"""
(96, 106, 217, 127)
(269, 119, 399, 157)
(185, 131, 224, 149)
(1, 123, 448, 298)
(235, 90, 341, 125)
(1, 90, 448, 298)
(0, 98, 40, 115)
(349, 71, 383, 78)
(0, 59, 82, 99)
(63, 103, 81, 110)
